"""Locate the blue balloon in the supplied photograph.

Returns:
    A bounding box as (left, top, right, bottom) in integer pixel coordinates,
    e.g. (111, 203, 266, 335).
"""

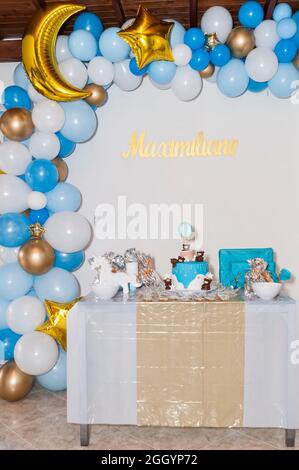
(99, 27, 130, 62)
(37, 347, 67, 391)
(190, 49, 210, 72)
(13, 63, 30, 90)
(273, 3, 292, 22)
(277, 18, 297, 39)
(148, 60, 177, 84)
(293, 11, 299, 23)
(26, 289, 38, 297)
(60, 101, 97, 143)
(268, 63, 299, 98)
(56, 131, 76, 158)
(0, 213, 30, 247)
(0, 263, 33, 301)
(74, 12, 104, 40)
(129, 58, 148, 76)
(0, 299, 9, 329)
(46, 182, 82, 213)
(68, 29, 97, 62)
(274, 39, 297, 62)
(2, 86, 32, 110)
(34, 267, 80, 303)
(210, 44, 231, 66)
(29, 208, 49, 225)
(0, 328, 21, 361)
(217, 59, 249, 97)
(169, 20, 186, 48)
(25, 159, 58, 192)
(184, 27, 205, 50)
(238, 1, 264, 28)
(248, 78, 268, 92)
(54, 250, 84, 272)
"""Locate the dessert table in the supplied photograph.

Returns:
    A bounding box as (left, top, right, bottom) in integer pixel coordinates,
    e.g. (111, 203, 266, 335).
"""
(67, 292, 299, 447)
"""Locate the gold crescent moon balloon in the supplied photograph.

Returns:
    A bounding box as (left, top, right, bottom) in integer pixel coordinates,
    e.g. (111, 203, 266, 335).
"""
(22, 3, 91, 101)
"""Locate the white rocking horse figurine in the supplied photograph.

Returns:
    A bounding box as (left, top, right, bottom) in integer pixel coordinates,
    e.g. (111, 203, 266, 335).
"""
(89, 255, 141, 298)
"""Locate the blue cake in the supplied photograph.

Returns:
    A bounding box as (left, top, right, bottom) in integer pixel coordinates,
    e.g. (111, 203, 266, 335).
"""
(172, 261, 209, 289)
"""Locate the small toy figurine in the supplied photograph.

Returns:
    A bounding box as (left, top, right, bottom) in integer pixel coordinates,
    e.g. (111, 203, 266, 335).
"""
(202, 278, 212, 291)
(178, 256, 185, 263)
(163, 277, 172, 290)
(171, 258, 178, 268)
(195, 251, 205, 262)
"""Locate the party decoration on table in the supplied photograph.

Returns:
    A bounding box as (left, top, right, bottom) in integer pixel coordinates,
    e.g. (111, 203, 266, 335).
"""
(18, 223, 55, 275)
(0, 360, 34, 402)
(244, 257, 292, 297)
(36, 297, 80, 351)
(117, 5, 174, 69)
(22, 3, 91, 101)
(0, 108, 34, 141)
(226, 26, 255, 59)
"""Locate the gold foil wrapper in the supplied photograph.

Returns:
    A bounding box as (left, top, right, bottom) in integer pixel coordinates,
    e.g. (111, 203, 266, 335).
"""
(137, 301, 245, 427)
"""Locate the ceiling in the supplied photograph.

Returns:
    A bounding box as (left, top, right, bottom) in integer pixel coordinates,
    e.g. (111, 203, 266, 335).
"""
(0, 0, 299, 61)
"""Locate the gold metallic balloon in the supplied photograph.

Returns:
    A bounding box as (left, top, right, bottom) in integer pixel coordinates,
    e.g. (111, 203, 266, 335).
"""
(293, 51, 299, 69)
(118, 5, 174, 69)
(226, 26, 255, 59)
(18, 238, 55, 275)
(0, 361, 34, 402)
(52, 157, 68, 182)
(36, 298, 81, 351)
(200, 63, 215, 79)
(22, 4, 91, 101)
(0, 108, 34, 141)
(84, 84, 108, 107)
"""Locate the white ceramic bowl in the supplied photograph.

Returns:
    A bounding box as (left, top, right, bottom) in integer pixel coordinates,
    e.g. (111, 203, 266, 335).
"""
(252, 282, 281, 300)
(92, 283, 119, 300)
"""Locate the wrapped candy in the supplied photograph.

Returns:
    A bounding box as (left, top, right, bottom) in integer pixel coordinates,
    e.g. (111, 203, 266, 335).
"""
(244, 258, 273, 296)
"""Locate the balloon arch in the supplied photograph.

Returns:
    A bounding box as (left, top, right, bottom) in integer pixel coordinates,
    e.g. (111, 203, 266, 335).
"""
(0, 1, 299, 400)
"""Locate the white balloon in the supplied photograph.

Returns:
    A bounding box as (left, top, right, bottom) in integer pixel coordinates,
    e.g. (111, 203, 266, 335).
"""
(254, 20, 280, 49)
(172, 44, 192, 66)
(114, 59, 142, 91)
(87, 56, 115, 86)
(171, 65, 203, 101)
(0, 141, 32, 175)
(7, 296, 46, 335)
(44, 211, 92, 253)
(27, 191, 47, 210)
(0, 174, 30, 213)
(121, 18, 135, 29)
(0, 246, 19, 264)
(32, 101, 65, 134)
(59, 58, 88, 89)
(201, 6, 233, 43)
(29, 131, 60, 160)
(27, 83, 47, 103)
(14, 331, 59, 375)
(245, 47, 278, 82)
(56, 35, 73, 63)
(149, 76, 172, 90)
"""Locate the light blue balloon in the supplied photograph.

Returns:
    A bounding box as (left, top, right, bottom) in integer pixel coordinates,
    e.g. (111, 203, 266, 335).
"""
(148, 61, 176, 84)
(68, 29, 97, 62)
(217, 59, 249, 98)
(0, 263, 33, 301)
(99, 27, 130, 63)
(277, 18, 297, 39)
(34, 267, 80, 303)
(60, 101, 97, 143)
(27, 289, 38, 297)
(0, 299, 9, 329)
(13, 63, 30, 90)
(37, 347, 67, 392)
(46, 182, 82, 213)
(273, 3, 292, 22)
(268, 63, 299, 98)
(168, 20, 186, 48)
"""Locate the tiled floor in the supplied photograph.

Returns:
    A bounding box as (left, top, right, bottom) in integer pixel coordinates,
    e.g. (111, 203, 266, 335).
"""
(0, 386, 297, 450)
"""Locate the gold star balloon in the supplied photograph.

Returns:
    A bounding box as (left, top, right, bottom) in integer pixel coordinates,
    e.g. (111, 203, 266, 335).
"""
(36, 297, 81, 351)
(117, 5, 174, 69)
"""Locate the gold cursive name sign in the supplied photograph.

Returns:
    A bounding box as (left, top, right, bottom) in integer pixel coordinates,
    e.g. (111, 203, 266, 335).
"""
(121, 131, 239, 159)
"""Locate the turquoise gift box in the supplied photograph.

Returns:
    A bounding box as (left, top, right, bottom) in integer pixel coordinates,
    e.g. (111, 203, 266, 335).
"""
(219, 248, 278, 288)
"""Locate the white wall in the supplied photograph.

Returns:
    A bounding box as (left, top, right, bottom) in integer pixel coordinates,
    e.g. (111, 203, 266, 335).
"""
(1, 63, 299, 298)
